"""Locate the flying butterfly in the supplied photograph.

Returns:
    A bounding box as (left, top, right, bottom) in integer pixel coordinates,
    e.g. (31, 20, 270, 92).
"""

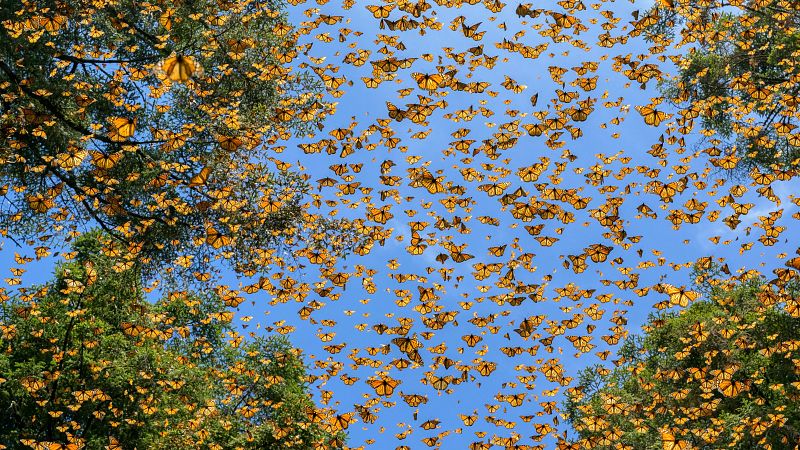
(107, 117, 136, 142)
(662, 284, 700, 307)
(162, 54, 197, 82)
(368, 377, 401, 396)
(638, 105, 672, 126)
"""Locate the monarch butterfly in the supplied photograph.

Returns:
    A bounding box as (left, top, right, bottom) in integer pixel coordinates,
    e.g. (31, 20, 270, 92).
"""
(586, 244, 612, 262)
(662, 284, 700, 307)
(105, 437, 122, 450)
(750, 169, 775, 185)
(505, 393, 526, 406)
(162, 54, 196, 82)
(56, 146, 87, 170)
(330, 412, 356, 430)
(567, 335, 594, 353)
(366, 4, 394, 17)
(786, 256, 800, 271)
(272, 107, 294, 122)
(475, 361, 496, 376)
(217, 135, 242, 151)
(392, 336, 420, 352)
(401, 393, 428, 406)
(205, 227, 231, 249)
(386, 102, 406, 121)
(580, 415, 607, 432)
(21, 107, 51, 125)
(368, 377, 400, 396)
(556, 89, 579, 103)
(714, 365, 747, 397)
(714, 154, 739, 170)
(20, 376, 46, 393)
(653, 182, 678, 201)
(316, 331, 335, 342)
(465, 81, 490, 93)
(461, 21, 483, 38)
(26, 194, 54, 214)
(414, 73, 444, 91)
(488, 245, 506, 256)
(338, 373, 358, 385)
(747, 85, 771, 101)
(107, 117, 136, 142)
(540, 361, 563, 381)
(412, 174, 445, 194)
(478, 182, 510, 197)
(368, 206, 392, 223)
(372, 57, 401, 73)
(661, 431, 689, 450)
(535, 236, 558, 246)
(421, 437, 439, 447)
(225, 38, 251, 59)
(188, 166, 212, 187)
(444, 245, 473, 262)
(638, 105, 671, 126)
(361, 77, 382, 88)
(121, 322, 146, 337)
(545, 117, 567, 130)
(570, 106, 592, 122)
(406, 106, 433, 124)
(429, 375, 451, 390)
(39, 14, 67, 32)
(461, 334, 482, 347)
(20, 441, 79, 450)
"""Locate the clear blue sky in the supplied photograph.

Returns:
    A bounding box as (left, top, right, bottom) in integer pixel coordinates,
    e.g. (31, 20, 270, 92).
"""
(255, 0, 800, 447)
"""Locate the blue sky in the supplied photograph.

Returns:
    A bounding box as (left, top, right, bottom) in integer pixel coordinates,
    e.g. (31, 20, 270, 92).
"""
(3, 0, 800, 448)
(249, 0, 800, 447)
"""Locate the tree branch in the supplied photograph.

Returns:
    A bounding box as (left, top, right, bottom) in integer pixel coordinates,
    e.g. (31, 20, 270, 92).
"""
(0, 60, 159, 147)
(54, 54, 160, 65)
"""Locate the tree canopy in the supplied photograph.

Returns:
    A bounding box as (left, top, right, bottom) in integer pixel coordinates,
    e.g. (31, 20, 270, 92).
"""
(646, 0, 800, 172)
(0, 231, 346, 450)
(565, 272, 800, 449)
(0, 0, 356, 274)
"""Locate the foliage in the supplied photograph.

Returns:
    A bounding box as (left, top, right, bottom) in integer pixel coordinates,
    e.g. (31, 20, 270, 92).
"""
(643, 0, 800, 172)
(565, 275, 800, 449)
(0, 232, 345, 449)
(0, 0, 347, 272)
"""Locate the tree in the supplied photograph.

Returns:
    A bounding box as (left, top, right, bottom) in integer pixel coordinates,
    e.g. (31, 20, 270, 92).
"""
(565, 273, 800, 449)
(641, 0, 800, 172)
(0, 231, 345, 450)
(0, 0, 349, 273)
